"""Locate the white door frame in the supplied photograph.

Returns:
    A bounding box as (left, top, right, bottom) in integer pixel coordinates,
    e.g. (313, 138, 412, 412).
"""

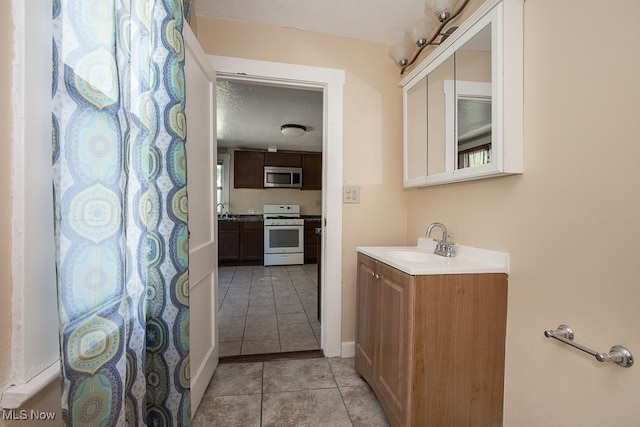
(208, 55, 345, 357)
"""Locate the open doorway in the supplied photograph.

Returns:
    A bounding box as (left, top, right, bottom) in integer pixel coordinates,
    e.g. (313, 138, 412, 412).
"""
(215, 78, 324, 357)
(209, 55, 345, 358)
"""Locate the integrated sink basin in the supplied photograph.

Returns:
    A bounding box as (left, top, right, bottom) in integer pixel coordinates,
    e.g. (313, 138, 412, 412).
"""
(357, 238, 509, 275)
(383, 249, 445, 264)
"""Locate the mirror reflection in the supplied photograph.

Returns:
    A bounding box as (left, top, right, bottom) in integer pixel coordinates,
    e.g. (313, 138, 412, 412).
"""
(453, 23, 492, 169)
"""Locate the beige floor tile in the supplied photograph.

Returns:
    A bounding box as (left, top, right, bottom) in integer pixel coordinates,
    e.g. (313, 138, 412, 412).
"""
(274, 302, 304, 314)
(244, 324, 279, 341)
(218, 315, 246, 329)
(204, 362, 263, 396)
(241, 339, 281, 355)
(248, 297, 275, 307)
(263, 358, 336, 393)
(193, 394, 262, 427)
(245, 313, 277, 328)
(219, 326, 244, 343)
(339, 385, 391, 427)
(219, 305, 249, 318)
(280, 336, 320, 352)
(328, 357, 368, 388)
(247, 306, 276, 317)
(277, 312, 309, 324)
(262, 388, 351, 427)
(278, 322, 314, 339)
(219, 341, 241, 357)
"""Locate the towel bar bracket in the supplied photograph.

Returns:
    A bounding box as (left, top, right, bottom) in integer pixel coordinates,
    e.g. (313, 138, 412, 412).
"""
(544, 324, 634, 368)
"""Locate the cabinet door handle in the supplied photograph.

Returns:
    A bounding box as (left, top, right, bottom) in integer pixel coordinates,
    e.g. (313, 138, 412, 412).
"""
(371, 272, 380, 280)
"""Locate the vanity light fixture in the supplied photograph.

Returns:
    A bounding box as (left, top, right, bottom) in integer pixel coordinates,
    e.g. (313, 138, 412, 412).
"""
(281, 124, 307, 137)
(389, 0, 471, 75)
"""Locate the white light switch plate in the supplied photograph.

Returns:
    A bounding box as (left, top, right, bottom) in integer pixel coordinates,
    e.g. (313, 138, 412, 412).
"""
(343, 185, 360, 204)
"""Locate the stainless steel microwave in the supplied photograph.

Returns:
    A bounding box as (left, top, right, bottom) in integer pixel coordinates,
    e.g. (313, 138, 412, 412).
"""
(264, 166, 303, 188)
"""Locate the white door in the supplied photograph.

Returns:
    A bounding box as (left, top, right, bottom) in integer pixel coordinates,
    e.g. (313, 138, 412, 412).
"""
(184, 25, 218, 416)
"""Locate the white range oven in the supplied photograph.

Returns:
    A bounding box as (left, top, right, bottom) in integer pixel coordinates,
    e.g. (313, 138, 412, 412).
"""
(263, 204, 305, 266)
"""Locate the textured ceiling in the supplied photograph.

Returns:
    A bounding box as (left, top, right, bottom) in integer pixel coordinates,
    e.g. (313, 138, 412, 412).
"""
(217, 79, 324, 153)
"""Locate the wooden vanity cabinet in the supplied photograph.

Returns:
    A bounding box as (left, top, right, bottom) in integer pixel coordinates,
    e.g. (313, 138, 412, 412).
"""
(355, 253, 508, 427)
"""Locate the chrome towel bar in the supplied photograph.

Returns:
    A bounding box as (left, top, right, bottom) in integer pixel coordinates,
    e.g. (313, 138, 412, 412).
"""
(544, 324, 634, 368)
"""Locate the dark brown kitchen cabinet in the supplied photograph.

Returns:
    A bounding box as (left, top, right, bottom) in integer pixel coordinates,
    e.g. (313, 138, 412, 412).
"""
(304, 219, 321, 264)
(264, 152, 302, 167)
(218, 219, 264, 266)
(302, 153, 322, 190)
(240, 221, 264, 261)
(218, 221, 240, 261)
(234, 150, 264, 188)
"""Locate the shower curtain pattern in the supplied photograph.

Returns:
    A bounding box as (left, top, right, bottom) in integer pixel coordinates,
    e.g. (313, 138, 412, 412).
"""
(52, 0, 191, 424)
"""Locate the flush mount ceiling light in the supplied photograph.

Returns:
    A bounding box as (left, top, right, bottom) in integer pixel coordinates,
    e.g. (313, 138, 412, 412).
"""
(389, 0, 471, 75)
(281, 124, 307, 137)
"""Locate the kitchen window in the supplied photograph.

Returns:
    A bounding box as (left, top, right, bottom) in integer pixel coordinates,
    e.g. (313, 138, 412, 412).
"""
(217, 153, 230, 214)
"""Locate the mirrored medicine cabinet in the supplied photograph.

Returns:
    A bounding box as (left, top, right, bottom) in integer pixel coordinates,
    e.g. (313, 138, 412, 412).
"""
(401, 0, 524, 187)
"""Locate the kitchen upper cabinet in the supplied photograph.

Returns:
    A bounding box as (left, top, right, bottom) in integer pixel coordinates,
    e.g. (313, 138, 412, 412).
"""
(234, 150, 264, 188)
(401, 0, 523, 187)
(233, 150, 321, 190)
(302, 153, 322, 190)
(265, 152, 302, 167)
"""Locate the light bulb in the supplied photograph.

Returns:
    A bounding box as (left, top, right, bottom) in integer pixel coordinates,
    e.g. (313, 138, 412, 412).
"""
(389, 41, 415, 67)
(425, 0, 459, 21)
(405, 16, 436, 47)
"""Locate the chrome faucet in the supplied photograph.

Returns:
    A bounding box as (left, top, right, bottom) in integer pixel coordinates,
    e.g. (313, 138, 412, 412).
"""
(426, 222, 455, 257)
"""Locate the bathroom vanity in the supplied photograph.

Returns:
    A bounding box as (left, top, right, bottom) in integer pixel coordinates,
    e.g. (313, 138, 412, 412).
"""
(355, 240, 508, 426)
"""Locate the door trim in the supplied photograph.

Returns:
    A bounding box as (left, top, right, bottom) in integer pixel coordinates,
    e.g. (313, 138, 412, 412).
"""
(208, 55, 345, 357)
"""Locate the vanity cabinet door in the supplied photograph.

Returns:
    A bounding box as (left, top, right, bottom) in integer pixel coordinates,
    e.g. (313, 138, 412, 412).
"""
(375, 263, 413, 427)
(355, 254, 414, 427)
(355, 254, 379, 383)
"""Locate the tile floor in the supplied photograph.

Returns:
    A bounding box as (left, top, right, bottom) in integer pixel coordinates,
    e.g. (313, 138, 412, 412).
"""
(218, 264, 321, 356)
(193, 357, 390, 426)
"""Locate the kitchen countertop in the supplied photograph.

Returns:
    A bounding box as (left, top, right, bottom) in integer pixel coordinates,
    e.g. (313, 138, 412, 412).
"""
(218, 214, 321, 222)
(218, 214, 263, 222)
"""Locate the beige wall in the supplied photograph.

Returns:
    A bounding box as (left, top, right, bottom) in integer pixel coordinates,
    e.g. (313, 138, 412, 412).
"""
(196, 18, 409, 342)
(405, 0, 640, 424)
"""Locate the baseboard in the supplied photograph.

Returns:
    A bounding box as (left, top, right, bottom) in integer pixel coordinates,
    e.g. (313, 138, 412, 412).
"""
(341, 341, 355, 358)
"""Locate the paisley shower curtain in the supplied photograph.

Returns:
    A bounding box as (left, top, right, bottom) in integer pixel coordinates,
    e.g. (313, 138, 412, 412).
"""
(52, 0, 192, 424)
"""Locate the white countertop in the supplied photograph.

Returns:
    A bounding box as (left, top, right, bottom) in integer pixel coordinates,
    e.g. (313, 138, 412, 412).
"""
(357, 238, 509, 275)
